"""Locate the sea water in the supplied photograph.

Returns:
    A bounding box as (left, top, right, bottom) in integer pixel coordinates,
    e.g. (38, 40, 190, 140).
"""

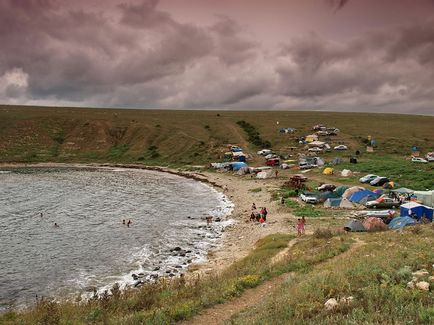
(0, 167, 233, 311)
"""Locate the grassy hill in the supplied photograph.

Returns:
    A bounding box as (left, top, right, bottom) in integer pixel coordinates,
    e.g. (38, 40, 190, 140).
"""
(1, 105, 433, 165)
(1, 105, 434, 324)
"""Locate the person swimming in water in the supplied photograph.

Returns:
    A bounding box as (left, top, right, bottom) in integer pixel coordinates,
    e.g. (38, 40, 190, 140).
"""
(54, 223, 59, 228)
(127, 220, 132, 227)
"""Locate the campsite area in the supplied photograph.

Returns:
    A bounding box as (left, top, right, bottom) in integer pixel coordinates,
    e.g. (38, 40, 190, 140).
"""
(1, 106, 434, 324)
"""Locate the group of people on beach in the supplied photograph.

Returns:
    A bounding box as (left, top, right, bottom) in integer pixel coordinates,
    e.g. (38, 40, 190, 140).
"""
(250, 203, 268, 226)
(248, 203, 306, 235)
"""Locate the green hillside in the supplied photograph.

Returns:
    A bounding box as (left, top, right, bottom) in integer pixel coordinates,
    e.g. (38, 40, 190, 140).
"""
(1, 105, 433, 165)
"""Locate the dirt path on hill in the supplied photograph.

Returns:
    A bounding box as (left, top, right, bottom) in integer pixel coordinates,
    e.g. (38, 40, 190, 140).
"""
(179, 236, 366, 325)
(178, 272, 294, 325)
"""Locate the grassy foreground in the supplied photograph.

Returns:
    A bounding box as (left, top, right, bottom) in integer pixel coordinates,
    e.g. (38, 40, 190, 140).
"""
(229, 225, 434, 324)
(0, 234, 352, 324)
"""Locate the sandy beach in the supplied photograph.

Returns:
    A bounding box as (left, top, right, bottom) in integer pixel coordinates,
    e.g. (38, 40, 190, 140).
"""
(185, 170, 297, 275)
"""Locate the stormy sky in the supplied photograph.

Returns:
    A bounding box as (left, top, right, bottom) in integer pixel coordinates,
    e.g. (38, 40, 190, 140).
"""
(1, 0, 434, 114)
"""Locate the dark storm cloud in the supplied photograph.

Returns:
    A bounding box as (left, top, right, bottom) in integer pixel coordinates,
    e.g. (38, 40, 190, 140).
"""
(0, 0, 433, 114)
(273, 21, 434, 113)
(328, 0, 350, 10)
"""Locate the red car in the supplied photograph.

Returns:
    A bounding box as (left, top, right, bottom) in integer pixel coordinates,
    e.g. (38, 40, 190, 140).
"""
(266, 158, 280, 166)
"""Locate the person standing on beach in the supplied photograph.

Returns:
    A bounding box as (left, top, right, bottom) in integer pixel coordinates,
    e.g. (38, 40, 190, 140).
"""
(263, 207, 268, 222)
(301, 217, 306, 235)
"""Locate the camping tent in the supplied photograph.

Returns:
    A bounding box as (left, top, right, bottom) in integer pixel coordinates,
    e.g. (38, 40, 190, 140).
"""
(324, 198, 353, 209)
(349, 190, 379, 204)
(256, 170, 274, 179)
(342, 186, 365, 199)
(324, 198, 342, 208)
(400, 202, 433, 221)
(308, 141, 325, 147)
(231, 162, 248, 171)
(341, 169, 353, 177)
(315, 158, 325, 167)
(344, 219, 366, 232)
(363, 217, 387, 232)
(305, 134, 318, 143)
(414, 190, 434, 207)
(323, 167, 334, 175)
(391, 188, 414, 195)
(237, 167, 250, 175)
(388, 216, 417, 230)
(334, 186, 349, 197)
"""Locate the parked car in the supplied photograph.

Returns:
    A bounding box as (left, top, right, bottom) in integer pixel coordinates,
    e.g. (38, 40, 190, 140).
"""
(334, 145, 348, 150)
(359, 174, 378, 183)
(257, 149, 272, 156)
(299, 162, 317, 170)
(316, 130, 328, 136)
(326, 128, 339, 136)
(266, 158, 280, 166)
(317, 184, 336, 192)
(308, 147, 323, 152)
(265, 153, 278, 159)
(365, 197, 401, 209)
(300, 192, 319, 204)
(370, 176, 389, 186)
(427, 156, 434, 162)
(411, 157, 428, 163)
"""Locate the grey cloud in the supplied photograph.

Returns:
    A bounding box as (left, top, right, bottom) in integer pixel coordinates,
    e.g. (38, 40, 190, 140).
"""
(0, 0, 433, 115)
(210, 16, 259, 65)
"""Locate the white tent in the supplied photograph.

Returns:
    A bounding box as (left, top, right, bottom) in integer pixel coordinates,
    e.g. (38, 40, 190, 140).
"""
(256, 170, 274, 179)
(414, 190, 434, 207)
(341, 169, 353, 177)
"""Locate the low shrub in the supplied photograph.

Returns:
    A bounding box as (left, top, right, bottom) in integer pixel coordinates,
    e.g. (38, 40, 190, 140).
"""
(313, 228, 334, 239)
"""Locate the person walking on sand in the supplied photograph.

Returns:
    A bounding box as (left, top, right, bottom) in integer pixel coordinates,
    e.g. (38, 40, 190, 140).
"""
(275, 170, 279, 178)
(301, 216, 306, 235)
(262, 207, 268, 222)
(296, 219, 303, 237)
(252, 203, 256, 210)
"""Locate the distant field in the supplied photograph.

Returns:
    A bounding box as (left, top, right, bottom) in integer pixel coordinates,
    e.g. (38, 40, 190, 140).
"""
(1, 105, 433, 166)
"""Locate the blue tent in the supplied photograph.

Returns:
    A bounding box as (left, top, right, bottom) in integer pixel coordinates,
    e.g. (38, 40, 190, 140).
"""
(231, 147, 243, 152)
(324, 198, 342, 207)
(400, 202, 433, 221)
(349, 190, 379, 203)
(231, 162, 248, 171)
(389, 216, 417, 230)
